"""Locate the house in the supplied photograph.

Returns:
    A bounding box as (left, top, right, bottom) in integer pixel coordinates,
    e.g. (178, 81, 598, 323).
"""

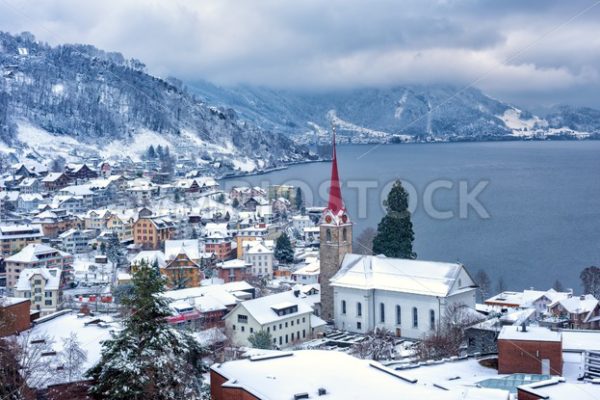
(292, 257, 320, 284)
(0, 297, 31, 336)
(14, 267, 63, 316)
(84, 209, 112, 232)
(267, 184, 297, 205)
(291, 215, 313, 233)
(32, 210, 82, 238)
(224, 289, 326, 348)
(18, 177, 40, 194)
(485, 289, 571, 317)
(205, 223, 233, 261)
(331, 254, 477, 339)
(105, 211, 136, 241)
(242, 240, 274, 277)
(235, 225, 268, 258)
(214, 259, 251, 283)
(210, 350, 498, 400)
(130, 250, 167, 269)
(4, 243, 72, 290)
(497, 325, 562, 376)
(547, 294, 600, 330)
(98, 161, 112, 178)
(58, 229, 95, 254)
(64, 163, 98, 182)
(0, 224, 44, 257)
(303, 226, 320, 243)
(162, 250, 204, 289)
(17, 193, 45, 212)
(41, 172, 70, 191)
(132, 215, 176, 250)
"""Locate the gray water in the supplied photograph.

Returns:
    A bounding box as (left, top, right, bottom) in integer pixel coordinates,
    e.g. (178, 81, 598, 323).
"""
(222, 141, 600, 292)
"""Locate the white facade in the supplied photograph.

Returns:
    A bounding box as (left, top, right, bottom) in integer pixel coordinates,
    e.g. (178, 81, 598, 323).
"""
(15, 267, 63, 316)
(242, 240, 274, 277)
(332, 254, 477, 339)
(224, 290, 325, 348)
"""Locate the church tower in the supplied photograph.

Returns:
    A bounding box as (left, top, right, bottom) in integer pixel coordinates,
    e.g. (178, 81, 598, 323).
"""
(320, 127, 352, 322)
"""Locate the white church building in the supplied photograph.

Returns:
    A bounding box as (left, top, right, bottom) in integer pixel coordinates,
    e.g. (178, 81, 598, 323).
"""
(331, 254, 477, 339)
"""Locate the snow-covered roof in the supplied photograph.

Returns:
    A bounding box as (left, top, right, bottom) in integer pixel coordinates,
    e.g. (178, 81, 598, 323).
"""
(561, 330, 600, 352)
(498, 325, 561, 342)
(6, 243, 70, 263)
(551, 294, 598, 315)
(0, 224, 44, 239)
(211, 350, 504, 400)
(485, 288, 571, 307)
(233, 290, 315, 325)
(242, 240, 274, 255)
(518, 379, 600, 400)
(218, 259, 251, 270)
(165, 239, 200, 260)
(331, 254, 471, 297)
(131, 250, 167, 268)
(16, 268, 62, 291)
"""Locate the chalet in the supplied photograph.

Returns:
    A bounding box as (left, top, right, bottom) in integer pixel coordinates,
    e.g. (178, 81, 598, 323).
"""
(547, 294, 600, 330)
(64, 163, 98, 182)
(162, 250, 204, 289)
(41, 172, 70, 191)
(214, 259, 251, 283)
(18, 177, 40, 194)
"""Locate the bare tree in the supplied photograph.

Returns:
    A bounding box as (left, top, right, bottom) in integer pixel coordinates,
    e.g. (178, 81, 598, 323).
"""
(580, 266, 600, 299)
(353, 227, 377, 255)
(351, 327, 396, 361)
(59, 333, 88, 383)
(415, 303, 484, 361)
(474, 269, 491, 302)
(495, 277, 507, 294)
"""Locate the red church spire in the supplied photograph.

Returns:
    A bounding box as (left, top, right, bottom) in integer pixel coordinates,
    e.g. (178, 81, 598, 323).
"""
(327, 126, 344, 214)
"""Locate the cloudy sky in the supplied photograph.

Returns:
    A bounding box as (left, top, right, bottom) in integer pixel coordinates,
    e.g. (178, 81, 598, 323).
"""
(1, 0, 599, 107)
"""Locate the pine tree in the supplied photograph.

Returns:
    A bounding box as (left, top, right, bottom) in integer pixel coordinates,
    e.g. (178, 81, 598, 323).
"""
(294, 187, 303, 210)
(372, 180, 416, 259)
(248, 330, 273, 349)
(274, 233, 294, 264)
(87, 260, 205, 400)
(580, 266, 600, 298)
(145, 145, 156, 160)
(232, 198, 240, 208)
(553, 279, 565, 292)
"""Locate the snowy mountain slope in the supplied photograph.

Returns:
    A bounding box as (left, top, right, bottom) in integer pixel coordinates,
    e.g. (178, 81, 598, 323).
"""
(0, 32, 310, 172)
(189, 82, 600, 143)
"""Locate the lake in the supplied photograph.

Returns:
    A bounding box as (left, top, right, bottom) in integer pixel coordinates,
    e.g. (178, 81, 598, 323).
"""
(222, 141, 600, 292)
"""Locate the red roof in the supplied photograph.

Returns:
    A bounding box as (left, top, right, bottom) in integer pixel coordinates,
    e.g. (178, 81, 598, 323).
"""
(326, 127, 344, 214)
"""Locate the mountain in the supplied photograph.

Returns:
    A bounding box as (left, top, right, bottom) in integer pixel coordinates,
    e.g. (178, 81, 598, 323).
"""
(189, 82, 600, 144)
(0, 32, 310, 174)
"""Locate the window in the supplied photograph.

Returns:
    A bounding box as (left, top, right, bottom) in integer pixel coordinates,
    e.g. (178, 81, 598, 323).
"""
(396, 305, 401, 325)
(237, 314, 248, 323)
(341, 300, 346, 314)
(326, 229, 332, 241)
(241, 326, 245, 332)
(44, 300, 52, 306)
(342, 228, 347, 241)
(430, 310, 435, 330)
(273, 325, 277, 331)
(357, 302, 362, 317)
(412, 307, 418, 328)
(279, 336, 282, 345)
(285, 322, 288, 328)
(250, 327, 254, 333)
(380, 303, 385, 323)
(357, 322, 362, 330)
(302, 317, 306, 323)
(303, 329, 306, 338)
(291, 320, 294, 326)
(285, 334, 288, 344)
(279, 323, 282, 329)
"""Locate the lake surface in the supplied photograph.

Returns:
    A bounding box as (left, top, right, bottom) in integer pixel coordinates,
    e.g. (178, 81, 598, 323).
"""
(222, 141, 600, 292)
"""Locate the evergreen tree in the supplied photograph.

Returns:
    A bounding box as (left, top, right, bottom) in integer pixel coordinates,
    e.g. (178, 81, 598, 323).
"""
(372, 180, 416, 259)
(274, 233, 294, 264)
(553, 279, 565, 292)
(496, 277, 507, 294)
(87, 260, 205, 400)
(294, 187, 303, 210)
(145, 145, 156, 160)
(248, 330, 273, 350)
(232, 198, 240, 208)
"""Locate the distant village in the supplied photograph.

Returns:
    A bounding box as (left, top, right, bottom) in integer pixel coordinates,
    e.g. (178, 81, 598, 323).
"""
(1, 144, 599, 400)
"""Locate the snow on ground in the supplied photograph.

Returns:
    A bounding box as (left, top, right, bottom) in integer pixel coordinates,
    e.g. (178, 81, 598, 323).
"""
(499, 108, 546, 135)
(232, 158, 256, 172)
(394, 91, 408, 119)
(101, 128, 173, 161)
(24, 312, 121, 371)
(16, 122, 97, 161)
(180, 129, 234, 155)
(327, 109, 390, 138)
(51, 83, 65, 96)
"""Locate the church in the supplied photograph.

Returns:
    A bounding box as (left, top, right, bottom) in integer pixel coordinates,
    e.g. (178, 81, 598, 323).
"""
(319, 129, 477, 339)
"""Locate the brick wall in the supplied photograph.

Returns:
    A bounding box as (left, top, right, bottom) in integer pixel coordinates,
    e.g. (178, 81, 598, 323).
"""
(517, 388, 543, 400)
(498, 339, 562, 375)
(210, 369, 260, 400)
(0, 300, 31, 337)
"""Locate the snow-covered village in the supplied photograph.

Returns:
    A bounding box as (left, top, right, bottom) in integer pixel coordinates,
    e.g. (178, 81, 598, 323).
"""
(2, 2, 600, 400)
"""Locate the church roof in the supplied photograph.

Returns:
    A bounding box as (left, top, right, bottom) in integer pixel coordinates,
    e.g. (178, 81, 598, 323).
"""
(326, 127, 344, 214)
(331, 253, 470, 297)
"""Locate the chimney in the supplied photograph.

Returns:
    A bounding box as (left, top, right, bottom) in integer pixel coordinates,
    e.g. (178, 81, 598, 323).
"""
(521, 322, 527, 332)
(580, 295, 586, 301)
(294, 290, 300, 297)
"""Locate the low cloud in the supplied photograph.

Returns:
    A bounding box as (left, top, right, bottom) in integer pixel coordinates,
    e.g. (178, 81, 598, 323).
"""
(1, 0, 599, 106)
